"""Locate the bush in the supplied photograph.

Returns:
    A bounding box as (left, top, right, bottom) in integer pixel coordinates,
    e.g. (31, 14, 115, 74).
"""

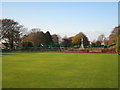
(101, 49, 116, 53)
(23, 42, 33, 47)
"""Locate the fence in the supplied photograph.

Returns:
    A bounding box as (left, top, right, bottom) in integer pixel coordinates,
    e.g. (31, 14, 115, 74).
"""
(3, 47, 116, 53)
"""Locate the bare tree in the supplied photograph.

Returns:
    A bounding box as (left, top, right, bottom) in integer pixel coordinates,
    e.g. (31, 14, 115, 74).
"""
(1, 19, 24, 49)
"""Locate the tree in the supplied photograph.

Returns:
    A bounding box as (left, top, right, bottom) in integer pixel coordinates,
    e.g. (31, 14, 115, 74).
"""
(52, 34, 60, 47)
(60, 38, 72, 47)
(95, 41, 101, 47)
(97, 34, 108, 47)
(1, 19, 23, 49)
(108, 26, 119, 45)
(35, 31, 46, 47)
(30, 28, 41, 33)
(72, 32, 89, 47)
(22, 42, 33, 47)
(115, 26, 120, 52)
(45, 31, 53, 47)
(22, 32, 35, 46)
(108, 26, 120, 52)
(97, 34, 105, 43)
(91, 42, 96, 47)
(23, 30, 46, 47)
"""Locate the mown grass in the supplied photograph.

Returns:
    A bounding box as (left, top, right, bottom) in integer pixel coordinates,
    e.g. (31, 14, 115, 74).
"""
(2, 52, 118, 88)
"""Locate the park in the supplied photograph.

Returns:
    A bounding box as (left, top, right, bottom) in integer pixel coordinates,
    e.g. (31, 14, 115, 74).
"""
(1, 2, 119, 89)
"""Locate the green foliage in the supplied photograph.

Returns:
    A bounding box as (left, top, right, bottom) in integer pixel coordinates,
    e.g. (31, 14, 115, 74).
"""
(22, 42, 33, 47)
(52, 34, 60, 47)
(72, 32, 83, 45)
(115, 41, 118, 53)
(72, 32, 89, 47)
(91, 42, 96, 47)
(61, 39, 72, 47)
(23, 31, 53, 47)
(108, 26, 120, 46)
(45, 31, 53, 47)
(95, 41, 101, 47)
(115, 35, 120, 52)
(107, 26, 120, 52)
(34, 31, 46, 47)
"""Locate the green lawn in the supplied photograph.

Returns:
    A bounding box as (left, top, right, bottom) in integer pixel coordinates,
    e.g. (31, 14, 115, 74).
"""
(2, 52, 118, 88)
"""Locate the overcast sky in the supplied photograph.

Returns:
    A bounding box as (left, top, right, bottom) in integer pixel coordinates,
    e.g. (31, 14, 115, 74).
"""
(2, 2, 118, 41)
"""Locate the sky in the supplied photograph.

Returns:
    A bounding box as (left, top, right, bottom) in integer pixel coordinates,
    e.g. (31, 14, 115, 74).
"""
(2, 2, 118, 41)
